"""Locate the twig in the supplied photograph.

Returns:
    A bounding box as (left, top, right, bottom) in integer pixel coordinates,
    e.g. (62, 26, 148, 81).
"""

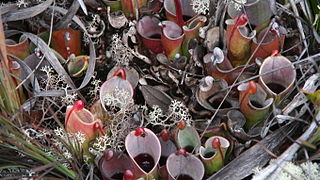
(289, 0, 309, 51)
(253, 114, 320, 180)
(54, 0, 80, 30)
(219, 0, 227, 50)
(208, 122, 300, 180)
(283, 0, 303, 9)
(252, 73, 320, 180)
(134, 0, 139, 21)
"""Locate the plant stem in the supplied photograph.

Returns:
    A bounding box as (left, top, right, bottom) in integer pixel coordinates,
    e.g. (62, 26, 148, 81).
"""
(174, 0, 184, 26)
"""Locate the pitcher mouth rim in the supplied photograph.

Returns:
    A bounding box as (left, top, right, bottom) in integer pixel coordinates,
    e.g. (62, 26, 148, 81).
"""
(125, 128, 162, 175)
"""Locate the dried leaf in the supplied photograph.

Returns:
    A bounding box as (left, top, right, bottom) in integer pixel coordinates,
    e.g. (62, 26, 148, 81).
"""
(55, 0, 80, 30)
(0, 3, 18, 15)
(2, 0, 54, 22)
(77, 0, 88, 15)
(140, 85, 173, 111)
(13, 55, 41, 92)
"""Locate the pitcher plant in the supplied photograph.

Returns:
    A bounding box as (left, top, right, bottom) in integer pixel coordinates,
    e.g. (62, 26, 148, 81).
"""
(227, 0, 273, 28)
(181, 15, 206, 57)
(158, 129, 177, 179)
(6, 35, 30, 60)
(196, 76, 238, 113)
(100, 68, 134, 113)
(176, 125, 201, 154)
(136, 16, 163, 54)
(51, 28, 81, 59)
(164, 0, 197, 26)
(251, 22, 286, 61)
(99, 149, 134, 180)
(199, 136, 230, 175)
(258, 53, 296, 104)
(227, 110, 261, 141)
(166, 149, 204, 180)
(203, 47, 255, 84)
(125, 127, 161, 179)
(65, 100, 105, 140)
(238, 81, 274, 129)
(226, 14, 256, 66)
(159, 20, 185, 60)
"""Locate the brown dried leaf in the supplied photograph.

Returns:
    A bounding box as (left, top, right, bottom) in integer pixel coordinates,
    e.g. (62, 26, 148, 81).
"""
(140, 85, 172, 111)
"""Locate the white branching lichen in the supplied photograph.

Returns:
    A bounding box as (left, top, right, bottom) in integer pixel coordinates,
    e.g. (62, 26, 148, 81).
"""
(40, 66, 66, 91)
(0, 167, 37, 178)
(191, 0, 210, 15)
(277, 162, 320, 180)
(169, 100, 192, 124)
(109, 34, 134, 65)
(103, 87, 134, 112)
(148, 105, 165, 125)
(99, 88, 138, 151)
(23, 128, 48, 144)
(146, 100, 192, 127)
(92, 134, 111, 154)
(253, 161, 320, 180)
(231, 0, 247, 11)
(61, 85, 78, 105)
(39, 66, 78, 122)
(83, 33, 91, 45)
(89, 79, 101, 96)
(87, 14, 101, 34)
(52, 128, 86, 162)
(84, 14, 105, 45)
(51, 135, 71, 161)
(54, 128, 86, 148)
(16, 0, 29, 8)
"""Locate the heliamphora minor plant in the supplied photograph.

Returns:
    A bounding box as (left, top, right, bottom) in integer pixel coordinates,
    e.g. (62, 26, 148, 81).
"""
(258, 52, 296, 104)
(125, 127, 161, 179)
(199, 136, 230, 175)
(226, 14, 256, 66)
(137, 0, 206, 61)
(238, 81, 274, 129)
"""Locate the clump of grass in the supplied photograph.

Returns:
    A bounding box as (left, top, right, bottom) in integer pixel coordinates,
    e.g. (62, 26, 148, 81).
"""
(0, 15, 22, 118)
(0, 15, 83, 179)
(0, 115, 78, 179)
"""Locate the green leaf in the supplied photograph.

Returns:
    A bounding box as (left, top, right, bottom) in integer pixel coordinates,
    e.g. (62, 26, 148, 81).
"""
(303, 89, 320, 105)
